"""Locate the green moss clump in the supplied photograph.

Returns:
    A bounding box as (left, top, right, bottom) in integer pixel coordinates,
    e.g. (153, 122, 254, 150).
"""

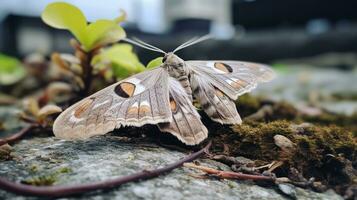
(21, 174, 57, 186)
(58, 167, 72, 173)
(292, 125, 356, 183)
(331, 92, 357, 101)
(22, 167, 72, 186)
(28, 164, 39, 173)
(236, 94, 262, 117)
(303, 112, 357, 137)
(210, 121, 295, 161)
(270, 102, 299, 121)
(236, 94, 357, 136)
(208, 120, 356, 193)
(0, 144, 12, 161)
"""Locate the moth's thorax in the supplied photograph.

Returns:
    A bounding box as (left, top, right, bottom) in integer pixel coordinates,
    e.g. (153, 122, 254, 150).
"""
(163, 53, 189, 78)
(163, 52, 193, 101)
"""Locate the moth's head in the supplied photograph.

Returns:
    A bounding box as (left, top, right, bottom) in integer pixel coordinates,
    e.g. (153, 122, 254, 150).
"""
(163, 52, 184, 66)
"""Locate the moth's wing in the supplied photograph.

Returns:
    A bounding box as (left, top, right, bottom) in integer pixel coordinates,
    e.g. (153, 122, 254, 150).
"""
(190, 72, 241, 124)
(187, 61, 275, 100)
(158, 77, 208, 145)
(53, 67, 171, 139)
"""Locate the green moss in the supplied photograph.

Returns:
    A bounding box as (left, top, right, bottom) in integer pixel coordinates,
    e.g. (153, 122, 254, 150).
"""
(331, 92, 357, 101)
(22, 167, 72, 186)
(227, 181, 236, 189)
(21, 174, 57, 186)
(28, 164, 39, 173)
(292, 125, 356, 175)
(0, 144, 12, 161)
(236, 94, 357, 136)
(303, 112, 357, 137)
(271, 102, 298, 121)
(210, 121, 294, 161)
(236, 94, 262, 117)
(207, 119, 356, 192)
(58, 167, 72, 173)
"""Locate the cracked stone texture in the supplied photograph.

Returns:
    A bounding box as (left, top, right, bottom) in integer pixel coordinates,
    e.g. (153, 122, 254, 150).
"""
(0, 136, 343, 200)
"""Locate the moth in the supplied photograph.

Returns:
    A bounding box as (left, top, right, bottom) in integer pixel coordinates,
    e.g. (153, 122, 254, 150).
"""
(53, 35, 275, 145)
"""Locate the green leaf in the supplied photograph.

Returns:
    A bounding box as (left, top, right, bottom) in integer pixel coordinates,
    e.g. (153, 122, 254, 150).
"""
(41, 2, 87, 45)
(146, 57, 163, 69)
(0, 54, 26, 85)
(41, 2, 126, 51)
(114, 10, 127, 24)
(85, 20, 126, 50)
(92, 44, 145, 78)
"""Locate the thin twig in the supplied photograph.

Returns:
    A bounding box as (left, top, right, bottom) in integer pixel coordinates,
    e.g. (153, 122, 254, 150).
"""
(184, 162, 275, 181)
(0, 141, 212, 197)
(0, 124, 36, 146)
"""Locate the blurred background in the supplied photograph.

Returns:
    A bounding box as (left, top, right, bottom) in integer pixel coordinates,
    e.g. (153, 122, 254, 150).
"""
(2, 0, 357, 62)
(0, 0, 357, 115)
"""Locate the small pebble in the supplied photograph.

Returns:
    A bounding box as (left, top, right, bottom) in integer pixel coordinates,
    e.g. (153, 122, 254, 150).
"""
(278, 183, 297, 199)
(274, 135, 295, 152)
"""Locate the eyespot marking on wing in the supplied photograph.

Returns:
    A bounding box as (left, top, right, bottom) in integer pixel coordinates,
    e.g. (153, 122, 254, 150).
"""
(115, 82, 136, 98)
(74, 97, 95, 118)
(169, 97, 177, 113)
(214, 62, 233, 73)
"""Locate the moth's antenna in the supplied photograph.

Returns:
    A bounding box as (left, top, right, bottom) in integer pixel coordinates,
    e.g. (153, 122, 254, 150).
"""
(176, 34, 212, 51)
(173, 34, 212, 53)
(172, 36, 199, 52)
(122, 38, 166, 54)
(132, 37, 166, 53)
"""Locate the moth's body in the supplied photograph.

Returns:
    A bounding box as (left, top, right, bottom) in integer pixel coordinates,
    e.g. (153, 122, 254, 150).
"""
(53, 43, 275, 145)
(163, 53, 193, 101)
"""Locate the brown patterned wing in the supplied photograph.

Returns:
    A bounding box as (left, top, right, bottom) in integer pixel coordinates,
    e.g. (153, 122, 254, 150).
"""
(53, 67, 171, 139)
(158, 77, 208, 145)
(190, 72, 242, 124)
(187, 60, 275, 100)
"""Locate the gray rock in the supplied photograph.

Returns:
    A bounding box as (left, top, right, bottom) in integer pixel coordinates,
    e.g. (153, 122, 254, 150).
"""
(0, 106, 25, 137)
(278, 183, 297, 199)
(0, 136, 343, 200)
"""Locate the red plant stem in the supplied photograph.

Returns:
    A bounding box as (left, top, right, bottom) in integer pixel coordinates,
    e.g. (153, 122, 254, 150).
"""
(0, 141, 212, 197)
(0, 125, 36, 146)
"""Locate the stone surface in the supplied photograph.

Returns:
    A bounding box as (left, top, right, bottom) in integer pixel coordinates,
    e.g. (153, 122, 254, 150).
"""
(0, 136, 343, 200)
(0, 106, 25, 137)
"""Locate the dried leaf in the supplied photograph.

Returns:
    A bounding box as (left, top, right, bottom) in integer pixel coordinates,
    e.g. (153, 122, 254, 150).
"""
(37, 105, 62, 119)
(23, 98, 40, 116)
(46, 82, 72, 100)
